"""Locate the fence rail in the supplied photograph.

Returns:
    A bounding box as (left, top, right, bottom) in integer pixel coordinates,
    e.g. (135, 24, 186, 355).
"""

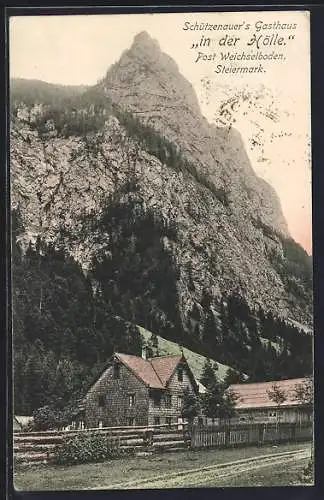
(14, 422, 187, 436)
(14, 421, 313, 465)
(13, 424, 188, 465)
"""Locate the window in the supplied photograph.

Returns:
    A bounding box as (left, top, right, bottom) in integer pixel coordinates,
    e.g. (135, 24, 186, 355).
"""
(177, 367, 183, 382)
(113, 362, 120, 379)
(128, 417, 135, 426)
(166, 417, 172, 426)
(153, 394, 161, 408)
(154, 417, 160, 426)
(165, 394, 172, 408)
(128, 394, 136, 408)
(269, 411, 277, 418)
(98, 395, 105, 407)
(177, 396, 183, 409)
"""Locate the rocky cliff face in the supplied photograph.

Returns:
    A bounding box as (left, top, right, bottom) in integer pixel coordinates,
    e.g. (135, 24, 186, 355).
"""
(10, 31, 312, 338)
(103, 32, 289, 236)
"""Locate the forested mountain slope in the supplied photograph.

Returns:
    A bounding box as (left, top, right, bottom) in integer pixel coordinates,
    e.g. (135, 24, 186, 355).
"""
(11, 32, 313, 414)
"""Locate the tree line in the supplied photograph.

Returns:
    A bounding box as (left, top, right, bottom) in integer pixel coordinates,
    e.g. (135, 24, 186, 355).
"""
(12, 208, 143, 416)
(12, 186, 312, 421)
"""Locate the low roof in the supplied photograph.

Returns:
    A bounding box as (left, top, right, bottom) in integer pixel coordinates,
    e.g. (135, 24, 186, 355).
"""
(115, 353, 183, 389)
(15, 415, 33, 426)
(197, 381, 207, 394)
(229, 378, 308, 409)
(13, 416, 22, 430)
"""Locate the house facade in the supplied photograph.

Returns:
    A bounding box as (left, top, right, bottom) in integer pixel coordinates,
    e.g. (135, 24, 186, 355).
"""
(76, 352, 199, 428)
(228, 378, 313, 424)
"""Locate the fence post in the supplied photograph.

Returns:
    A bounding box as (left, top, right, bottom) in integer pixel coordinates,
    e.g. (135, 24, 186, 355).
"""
(276, 422, 279, 445)
(248, 424, 252, 445)
(143, 429, 153, 451)
(225, 426, 230, 448)
(258, 423, 265, 445)
(183, 424, 192, 449)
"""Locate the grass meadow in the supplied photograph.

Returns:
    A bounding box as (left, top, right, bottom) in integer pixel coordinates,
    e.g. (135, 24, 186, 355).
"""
(13, 442, 312, 491)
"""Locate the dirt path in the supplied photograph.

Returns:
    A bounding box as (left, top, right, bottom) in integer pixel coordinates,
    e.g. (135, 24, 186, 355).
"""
(104, 447, 311, 489)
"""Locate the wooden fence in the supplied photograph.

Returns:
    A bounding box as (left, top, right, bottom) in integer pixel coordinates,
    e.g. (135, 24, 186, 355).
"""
(13, 422, 312, 465)
(13, 423, 188, 465)
(190, 422, 313, 449)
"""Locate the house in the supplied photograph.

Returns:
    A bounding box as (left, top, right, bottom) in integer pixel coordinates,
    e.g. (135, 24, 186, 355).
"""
(14, 415, 34, 431)
(75, 351, 199, 428)
(228, 377, 313, 424)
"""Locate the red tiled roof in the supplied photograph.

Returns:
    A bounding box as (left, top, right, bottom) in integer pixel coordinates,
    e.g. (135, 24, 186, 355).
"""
(229, 378, 308, 409)
(115, 353, 182, 389)
(115, 353, 164, 388)
(150, 356, 182, 387)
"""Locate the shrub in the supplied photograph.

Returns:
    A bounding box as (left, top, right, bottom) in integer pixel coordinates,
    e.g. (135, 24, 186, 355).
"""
(299, 458, 314, 484)
(53, 432, 133, 465)
(32, 405, 72, 431)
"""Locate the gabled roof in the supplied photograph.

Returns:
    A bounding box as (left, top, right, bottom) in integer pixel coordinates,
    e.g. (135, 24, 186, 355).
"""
(229, 378, 308, 409)
(115, 353, 184, 389)
(150, 355, 182, 387)
(115, 353, 164, 388)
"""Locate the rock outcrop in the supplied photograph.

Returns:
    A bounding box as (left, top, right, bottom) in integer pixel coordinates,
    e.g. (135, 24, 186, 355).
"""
(10, 31, 312, 334)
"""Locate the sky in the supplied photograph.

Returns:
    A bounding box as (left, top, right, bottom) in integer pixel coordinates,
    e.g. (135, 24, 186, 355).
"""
(9, 11, 312, 253)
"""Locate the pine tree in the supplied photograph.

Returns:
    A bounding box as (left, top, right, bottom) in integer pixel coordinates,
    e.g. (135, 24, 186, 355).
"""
(12, 224, 144, 414)
(219, 388, 239, 423)
(200, 358, 217, 389)
(293, 377, 313, 406)
(202, 309, 217, 348)
(181, 387, 200, 424)
(148, 332, 159, 357)
(224, 367, 245, 387)
(200, 382, 223, 421)
(201, 289, 212, 310)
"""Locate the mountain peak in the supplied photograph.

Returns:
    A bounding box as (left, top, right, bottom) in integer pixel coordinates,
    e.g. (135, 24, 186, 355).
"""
(132, 31, 160, 51)
(104, 30, 201, 117)
(128, 30, 178, 72)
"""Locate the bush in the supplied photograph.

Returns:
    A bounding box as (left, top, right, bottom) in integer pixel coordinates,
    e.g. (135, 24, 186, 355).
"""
(299, 458, 314, 484)
(53, 432, 133, 465)
(32, 405, 72, 431)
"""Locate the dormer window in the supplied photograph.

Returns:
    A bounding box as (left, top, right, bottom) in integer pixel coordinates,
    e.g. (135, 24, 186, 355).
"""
(113, 362, 120, 379)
